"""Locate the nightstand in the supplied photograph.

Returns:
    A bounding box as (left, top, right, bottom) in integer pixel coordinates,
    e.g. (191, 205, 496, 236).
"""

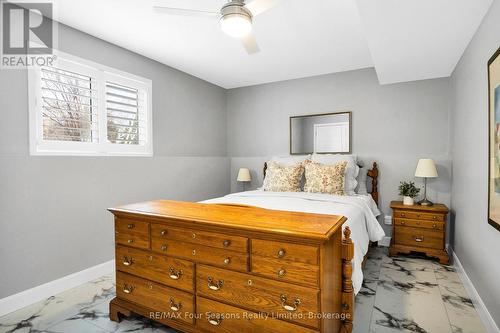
(389, 201, 449, 264)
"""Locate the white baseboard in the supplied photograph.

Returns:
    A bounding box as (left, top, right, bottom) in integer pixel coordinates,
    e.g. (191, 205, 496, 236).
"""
(378, 236, 391, 247)
(450, 248, 500, 333)
(0, 260, 115, 317)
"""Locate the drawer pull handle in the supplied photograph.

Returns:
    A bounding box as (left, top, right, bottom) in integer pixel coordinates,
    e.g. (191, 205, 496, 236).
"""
(169, 267, 182, 280)
(127, 239, 134, 244)
(161, 245, 167, 251)
(278, 269, 286, 278)
(400, 221, 405, 225)
(207, 277, 224, 291)
(223, 257, 231, 265)
(161, 229, 167, 236)
(414, 236, 424, 242)
(432, 224, 437, 229)
(280, 294, 301, 312)
(127, 224, 134, 229)
(433, 216, 437, 220)
(401, 213, 405, 217)
(192, 249, 196, 256)
(207, 312, 223, 326)
(222, 240, 231, 247)
(169, 298, 182, 312)
(122, 256, 133, 266)
(123, 284, 134, 294)
(192, 233, 196, 239)
(277, 249, 286, 258)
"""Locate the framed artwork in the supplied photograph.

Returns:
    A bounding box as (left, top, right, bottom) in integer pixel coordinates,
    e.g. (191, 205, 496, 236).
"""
(488, 46, 500, 232)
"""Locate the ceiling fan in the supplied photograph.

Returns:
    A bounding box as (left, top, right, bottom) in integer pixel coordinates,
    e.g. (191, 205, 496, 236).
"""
(153, 0, 282, 54)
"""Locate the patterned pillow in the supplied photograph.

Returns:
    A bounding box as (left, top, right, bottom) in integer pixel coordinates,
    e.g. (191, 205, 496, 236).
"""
(303, 161, 348, 195)
(263, 162, 304, 192)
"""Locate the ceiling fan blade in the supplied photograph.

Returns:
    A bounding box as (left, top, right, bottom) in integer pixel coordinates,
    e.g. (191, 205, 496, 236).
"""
(241, 33, 260, 54)
(244, 0, 281, 16)
(153, 6, 220, 18)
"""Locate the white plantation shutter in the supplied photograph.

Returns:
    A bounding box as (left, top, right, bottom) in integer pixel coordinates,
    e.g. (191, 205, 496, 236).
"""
(40, 66, 99, 143)
(106, 81, 147, 145)
(29, 53, 152, 156)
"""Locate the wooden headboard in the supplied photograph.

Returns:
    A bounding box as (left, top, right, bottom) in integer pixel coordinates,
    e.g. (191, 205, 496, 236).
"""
(262, 161, 379, 206)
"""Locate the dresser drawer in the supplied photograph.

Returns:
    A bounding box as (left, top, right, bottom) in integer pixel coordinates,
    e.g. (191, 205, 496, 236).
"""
(196, 265, 319, 328)
(395, 226, 444, 250)
(394, 218, 444, 231)
(115, 219, 149, 235)
(251, 239, 318, 265)
(116, 272, 194, 325)
(151, 224, 248, 253)
(393, 210, 445, 222)
(196, 296, 318, 333)
(115, 232, 150, 250)
(116, 246, 194, 292)
(251, 256, 319, 287)
(152, 238, 248, 272)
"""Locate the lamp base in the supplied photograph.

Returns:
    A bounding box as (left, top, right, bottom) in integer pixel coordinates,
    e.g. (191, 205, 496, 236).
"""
(418, 198, 434, 206)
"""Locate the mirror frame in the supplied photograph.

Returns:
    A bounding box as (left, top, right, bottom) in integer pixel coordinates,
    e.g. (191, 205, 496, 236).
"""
(289, 111, 352, 155)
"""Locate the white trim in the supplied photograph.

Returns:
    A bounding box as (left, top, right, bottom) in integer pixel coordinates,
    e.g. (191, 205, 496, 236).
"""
(378, 236, 391, 247)
(449, 247, 500, 333)
(0, 260, 115, 317)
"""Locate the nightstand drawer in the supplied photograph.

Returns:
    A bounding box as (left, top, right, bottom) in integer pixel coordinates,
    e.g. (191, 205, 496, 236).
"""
(393, 211, 445, 221)
(395, 227, 443, 249)
(394, 218, 444, 231)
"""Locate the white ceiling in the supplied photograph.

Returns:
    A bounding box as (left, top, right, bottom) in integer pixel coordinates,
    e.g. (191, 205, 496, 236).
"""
(51, 0, 492, 88)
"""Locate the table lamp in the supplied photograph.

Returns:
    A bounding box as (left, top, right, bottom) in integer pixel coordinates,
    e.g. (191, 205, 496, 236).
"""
(415, 159, 438, 206)
(237, 168, 251, 191)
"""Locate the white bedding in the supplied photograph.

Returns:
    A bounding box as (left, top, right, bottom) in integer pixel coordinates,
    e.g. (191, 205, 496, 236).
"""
(201, 190, 385, 295)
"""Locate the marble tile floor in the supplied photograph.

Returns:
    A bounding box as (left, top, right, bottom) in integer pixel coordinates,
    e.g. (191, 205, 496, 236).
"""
(0, 247, 486, 333)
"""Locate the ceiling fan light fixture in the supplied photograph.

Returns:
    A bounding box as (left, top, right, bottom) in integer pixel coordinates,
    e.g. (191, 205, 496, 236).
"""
(220, 1, 253, 38)
(220, 14, 252, 38)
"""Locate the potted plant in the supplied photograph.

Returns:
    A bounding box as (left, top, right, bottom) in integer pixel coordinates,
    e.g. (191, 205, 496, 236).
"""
(398, 181, 420, 206)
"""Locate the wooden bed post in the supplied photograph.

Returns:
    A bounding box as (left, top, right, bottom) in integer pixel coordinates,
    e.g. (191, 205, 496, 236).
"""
(340, 226, 354, 333)
(367, 162, 379, 206)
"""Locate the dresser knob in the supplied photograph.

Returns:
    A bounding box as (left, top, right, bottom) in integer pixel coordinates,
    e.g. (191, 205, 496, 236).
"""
(247, 279, 253, 286)
(122, 256, 133, 266)
(127, 239, 133, 244)
(161, 229, 167, 236)
(432, 224, 437, 229)
(400, 221, 405, 225)
(277, 249, 286, 258)
(414, 236, 424, 242)
(122, 284, 134, 294)
(278, 269, 286, 278)
(222, 240, 231, 247)
(169, 298, 182, 312)
(192, 249, 196, 256)
(223, 257, 231, 265)
(207, 277, 224, 291)
(207, 312, 223, 326)
(127, 224, 134, 229)
(192, 233, 196, 239)
(148, 255, 153, 261)
(161, 245, 167, 251)
(280, 294, 301, 312)
(169, 267, 183, 280)
(433, 216, 437, 220)
(401, 213, 405, 217)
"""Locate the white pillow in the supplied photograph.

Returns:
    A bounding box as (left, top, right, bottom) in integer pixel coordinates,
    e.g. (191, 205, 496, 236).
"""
(311, 154, 359, 195)
(270, 155, 311, 167)
(355, 167, 368, 195)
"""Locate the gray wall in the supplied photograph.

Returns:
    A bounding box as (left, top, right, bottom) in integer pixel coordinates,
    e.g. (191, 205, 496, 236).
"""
(227, 68, 452, 235)
(450, 0, 500, 325)
(0, 23, 229, 298)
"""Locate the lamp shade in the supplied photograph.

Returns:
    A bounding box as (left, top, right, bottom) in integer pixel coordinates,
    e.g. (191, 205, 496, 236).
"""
(237, 168, 251, 182)
(415, 159, 438, 178)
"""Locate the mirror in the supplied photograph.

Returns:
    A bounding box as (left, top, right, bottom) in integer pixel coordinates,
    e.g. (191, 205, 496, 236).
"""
(290, 112, 351, 155)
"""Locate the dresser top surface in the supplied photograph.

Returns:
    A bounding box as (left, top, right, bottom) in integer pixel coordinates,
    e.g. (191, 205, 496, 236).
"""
(390, 201, 449, 213)
(109, 200, 346, 241)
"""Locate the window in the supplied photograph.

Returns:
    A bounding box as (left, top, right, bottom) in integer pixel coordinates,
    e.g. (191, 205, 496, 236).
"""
(29, 52, 152, 156)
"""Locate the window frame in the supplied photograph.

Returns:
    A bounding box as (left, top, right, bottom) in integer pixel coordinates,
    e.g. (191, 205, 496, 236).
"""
(28, 50, 153, 157)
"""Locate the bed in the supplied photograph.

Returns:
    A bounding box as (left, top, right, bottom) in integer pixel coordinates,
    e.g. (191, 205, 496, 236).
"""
(202, 162, 385, 295)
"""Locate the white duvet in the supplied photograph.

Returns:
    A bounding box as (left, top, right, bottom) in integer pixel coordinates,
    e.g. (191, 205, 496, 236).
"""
(201, 190, 385, 295)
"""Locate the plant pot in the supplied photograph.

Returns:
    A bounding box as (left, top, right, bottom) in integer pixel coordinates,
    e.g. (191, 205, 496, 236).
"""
(403, 196, 414, 206)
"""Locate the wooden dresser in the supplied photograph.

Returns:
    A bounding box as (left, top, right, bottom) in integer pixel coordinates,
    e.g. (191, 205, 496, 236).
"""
(389, 201, 449, 264)
(108, 200, 354, 333)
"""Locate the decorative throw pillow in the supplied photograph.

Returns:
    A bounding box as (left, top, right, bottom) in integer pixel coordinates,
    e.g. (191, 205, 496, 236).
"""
(262, 162, 304, 192)
(355, 167, 369, 195)
(303, 161, 348, 195)
(311, 154, 359, 195)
